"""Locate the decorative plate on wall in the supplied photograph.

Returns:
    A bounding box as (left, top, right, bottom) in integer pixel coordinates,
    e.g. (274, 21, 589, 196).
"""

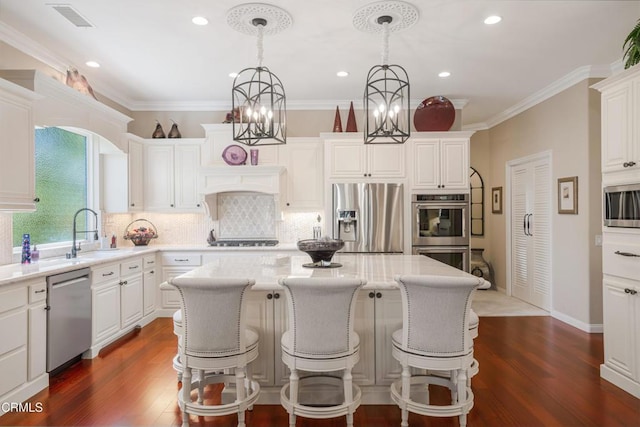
(222, 144, 248, 165)
(413, 96, 455, 131)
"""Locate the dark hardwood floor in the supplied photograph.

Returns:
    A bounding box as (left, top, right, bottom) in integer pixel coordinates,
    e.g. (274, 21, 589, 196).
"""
(1, 316, 638, 427)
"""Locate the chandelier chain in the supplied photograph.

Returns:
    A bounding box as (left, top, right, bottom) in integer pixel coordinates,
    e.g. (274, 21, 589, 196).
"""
(381, 21, 389, 65)
(256, 23, 264, 67)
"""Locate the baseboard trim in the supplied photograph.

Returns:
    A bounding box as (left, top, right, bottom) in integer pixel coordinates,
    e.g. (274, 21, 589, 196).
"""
(551, 310, 603, 333)
(600, 364, 640, 398)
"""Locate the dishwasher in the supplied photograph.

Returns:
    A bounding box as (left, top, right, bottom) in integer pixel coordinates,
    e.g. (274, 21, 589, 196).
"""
(46, 267, 92, 373)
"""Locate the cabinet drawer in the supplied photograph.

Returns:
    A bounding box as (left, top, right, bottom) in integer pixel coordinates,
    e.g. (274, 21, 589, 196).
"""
(29, 281, 47, 304)
(143, 255, 156, 269)
(121, 258, 143, 276)
(92, 263, 120, 285)
(603, 233, 640, 281)
(0, 287, 27, 314)
(162, 253, 201, 266)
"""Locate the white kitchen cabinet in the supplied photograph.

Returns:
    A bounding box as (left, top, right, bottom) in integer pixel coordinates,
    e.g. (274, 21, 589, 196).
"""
(245, 290, 289, 387)
(0, 78, 39, 211)
(159, 253, 202, 314)
(410, 136, 470, 191)
(600, 230, 640, 398)
(144, 140, 204, 211)
(353, 289, 402, 387)
(142, 255, 157, 316)
(592, 65, 640, 183)
(119, 258, 143, 329)
(127, 136, 144, 211)
(90, 258, 144, 355)
(27, 281, 47, 381)
(0, 278, 48, 416)
(325, 137, 405, 179)
(281, 138, 324, 210)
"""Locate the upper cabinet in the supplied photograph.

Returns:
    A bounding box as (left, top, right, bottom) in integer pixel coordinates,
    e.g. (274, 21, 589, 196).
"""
(323, 134, 405, 180)
(409, 133, 472, 191)
(127, 136, 144, 212)
(144, 139, 204, 212)
(593, 65, 640, 184)
(280, 138, 324, 210)
(0, 78, 40, 211)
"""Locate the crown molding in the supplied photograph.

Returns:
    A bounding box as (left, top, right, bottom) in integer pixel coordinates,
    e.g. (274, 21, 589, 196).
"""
(481, 63, 616, 129)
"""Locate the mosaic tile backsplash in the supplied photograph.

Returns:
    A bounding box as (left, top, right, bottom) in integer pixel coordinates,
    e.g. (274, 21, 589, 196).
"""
(217, 192, 276, 239)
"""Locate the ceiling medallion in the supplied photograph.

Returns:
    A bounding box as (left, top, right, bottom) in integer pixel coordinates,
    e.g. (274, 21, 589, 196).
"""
(356, 1, 418, 144)
(227, 3, 291, 146)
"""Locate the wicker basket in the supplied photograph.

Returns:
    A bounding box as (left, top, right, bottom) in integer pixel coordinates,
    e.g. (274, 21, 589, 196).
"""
(123, 219, 158, 246)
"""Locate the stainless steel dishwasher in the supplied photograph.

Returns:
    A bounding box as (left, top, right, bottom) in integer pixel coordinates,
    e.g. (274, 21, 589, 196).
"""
(46, 267, 92, 373)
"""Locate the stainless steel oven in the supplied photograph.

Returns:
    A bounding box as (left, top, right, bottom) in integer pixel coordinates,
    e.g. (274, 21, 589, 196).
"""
(412, 246, 469, 272)
(412, 193, 469, 246)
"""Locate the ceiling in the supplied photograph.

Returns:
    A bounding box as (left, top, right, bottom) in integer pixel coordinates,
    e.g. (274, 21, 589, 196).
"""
(1, 0, 639, 129)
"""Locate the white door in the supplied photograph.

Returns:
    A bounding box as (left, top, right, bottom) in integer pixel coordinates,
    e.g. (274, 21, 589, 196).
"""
(509, 153, 551, 310)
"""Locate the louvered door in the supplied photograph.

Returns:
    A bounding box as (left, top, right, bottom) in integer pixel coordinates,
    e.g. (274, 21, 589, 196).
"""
(509, 155, 551, 310)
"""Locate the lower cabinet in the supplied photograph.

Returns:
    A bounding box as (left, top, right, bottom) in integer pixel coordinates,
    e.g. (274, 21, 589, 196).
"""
(142, 255, 157, 317)
(90, 258, 144, 355)
(0, 279, 48, 416)
(354, 289, 403, 386)
(159, 252, 202, 313)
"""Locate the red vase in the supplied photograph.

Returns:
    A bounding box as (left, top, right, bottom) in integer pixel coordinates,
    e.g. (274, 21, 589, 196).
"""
(333, 106, 343, 132)
(346, 101, 357, 132)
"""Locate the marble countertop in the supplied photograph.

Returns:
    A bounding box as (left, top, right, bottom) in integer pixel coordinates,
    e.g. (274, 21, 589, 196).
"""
(171, 253, 482, 290)
(0, 243, 299, 286)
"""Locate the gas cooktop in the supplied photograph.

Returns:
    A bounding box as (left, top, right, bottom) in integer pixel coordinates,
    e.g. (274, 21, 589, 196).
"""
(208, 239, 279, 247)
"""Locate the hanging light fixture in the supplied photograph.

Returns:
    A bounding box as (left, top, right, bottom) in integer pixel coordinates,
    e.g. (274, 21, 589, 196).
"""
(227, 4, 291, 146)
(354, 1, 418, 144)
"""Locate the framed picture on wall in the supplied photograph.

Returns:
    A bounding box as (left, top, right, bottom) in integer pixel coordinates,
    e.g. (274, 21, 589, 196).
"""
(491, 187, 502, 214)
(558, 176, 578, 214)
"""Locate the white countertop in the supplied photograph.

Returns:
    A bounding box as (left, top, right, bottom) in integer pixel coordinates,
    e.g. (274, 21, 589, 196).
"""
(171, 253, 482, 290)
(0, 243, 299, 287)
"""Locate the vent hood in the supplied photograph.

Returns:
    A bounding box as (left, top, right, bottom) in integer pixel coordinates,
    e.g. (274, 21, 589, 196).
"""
(200, 165, 286, 220)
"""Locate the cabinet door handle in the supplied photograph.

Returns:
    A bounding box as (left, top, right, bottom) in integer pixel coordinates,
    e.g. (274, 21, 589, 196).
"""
(625, 288, 638, 295)
(33, 197, 40, 203)
(174, 259, 189, 262)
(614, 250, 640, 257)
(149, 270, 154, 274)
(274, 293, 280, 299)
(376, 292, 382, 299)
(35, 289, 46, 294)
(102, 272, 114, 277)
(129, 265, 139, 270)
(368, 292, 375, 299)
(623, 161, 637, 167)
(130, 203, 135, 207)
(267, 293, 273, 300)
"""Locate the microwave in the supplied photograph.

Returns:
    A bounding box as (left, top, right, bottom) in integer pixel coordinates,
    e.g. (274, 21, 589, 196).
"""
(603, 184, 640, 228)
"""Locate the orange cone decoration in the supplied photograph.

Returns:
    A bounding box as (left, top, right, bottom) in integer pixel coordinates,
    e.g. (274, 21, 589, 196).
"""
(333, 106, 343, 132)
(346, 101, 357, 132)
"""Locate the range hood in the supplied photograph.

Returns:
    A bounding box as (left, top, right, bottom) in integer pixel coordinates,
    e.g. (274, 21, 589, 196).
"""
(200, 165, 286, 220)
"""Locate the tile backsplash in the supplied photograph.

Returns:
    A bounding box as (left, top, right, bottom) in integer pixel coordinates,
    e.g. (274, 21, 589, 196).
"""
(217, 192, 276, 239)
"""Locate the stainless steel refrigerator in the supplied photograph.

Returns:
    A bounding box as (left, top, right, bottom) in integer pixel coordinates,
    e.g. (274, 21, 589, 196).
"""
(332, 183, 403, 253)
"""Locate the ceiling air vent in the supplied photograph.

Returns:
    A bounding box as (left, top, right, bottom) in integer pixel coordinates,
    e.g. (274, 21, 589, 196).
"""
(49, 4, 94, 28)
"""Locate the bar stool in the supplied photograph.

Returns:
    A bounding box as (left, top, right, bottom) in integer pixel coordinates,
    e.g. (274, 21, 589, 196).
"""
(279, 277, 366, 427)
(173, 308, 183, 381)
(390, 275, 481, 427)
(169, 276, 260, 427)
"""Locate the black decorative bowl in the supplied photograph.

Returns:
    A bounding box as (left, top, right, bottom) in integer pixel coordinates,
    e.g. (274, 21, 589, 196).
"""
(297, 238, 344, 263)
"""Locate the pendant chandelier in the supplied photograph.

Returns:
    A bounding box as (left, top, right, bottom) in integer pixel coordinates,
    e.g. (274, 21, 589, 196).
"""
(227, 4, 291, 146)
(354, 1, 418, 144)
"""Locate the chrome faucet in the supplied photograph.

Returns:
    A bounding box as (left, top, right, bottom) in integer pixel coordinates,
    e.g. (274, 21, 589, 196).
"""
(68, 208, 99, 258)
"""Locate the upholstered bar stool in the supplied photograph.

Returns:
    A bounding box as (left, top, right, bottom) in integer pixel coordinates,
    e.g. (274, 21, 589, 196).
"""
(279, 277, 366, 427)
(390, 275, 481, 427)
(159, 281, 185, 381)
(169, 276, 260, 427)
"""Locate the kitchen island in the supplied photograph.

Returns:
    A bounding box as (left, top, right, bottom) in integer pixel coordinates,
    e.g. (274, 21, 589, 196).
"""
(168, 252, 483, 404)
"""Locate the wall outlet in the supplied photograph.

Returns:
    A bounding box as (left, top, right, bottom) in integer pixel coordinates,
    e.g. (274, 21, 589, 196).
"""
(595, 235, 602, 247)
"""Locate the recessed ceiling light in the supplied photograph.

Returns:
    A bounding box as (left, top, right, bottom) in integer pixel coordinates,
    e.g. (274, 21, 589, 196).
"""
(438, 71, 451, 78)
(85, 61, 100, 68)
(336, 71, 349, 77)
(484, 15, 502, 25)
(192, 16, 208, 26)
(229, 72, 238, 78)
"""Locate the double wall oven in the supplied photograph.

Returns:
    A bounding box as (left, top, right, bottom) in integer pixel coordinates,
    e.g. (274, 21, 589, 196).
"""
(411, 193, 470, 272)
